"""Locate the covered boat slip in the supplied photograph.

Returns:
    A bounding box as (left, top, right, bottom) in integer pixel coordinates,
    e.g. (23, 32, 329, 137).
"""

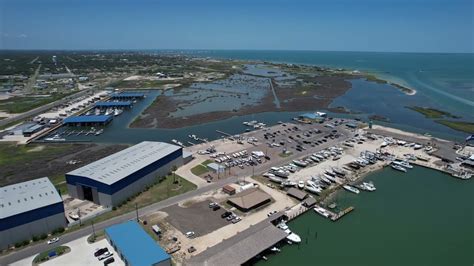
(186, 218, 288, 266)
(63, 115, 113, 126)
(94, 101, 132, 108)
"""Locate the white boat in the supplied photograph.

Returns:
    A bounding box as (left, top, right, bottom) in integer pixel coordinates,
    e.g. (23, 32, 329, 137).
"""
(358, 182, 376, 192)
(314, 206, 332, 218)
(277, 222, 289, 230)
(270, 247, 281, 252)
(343, 185, 360, 194)
(324, 174, 337, 183)
(391, 164, 407, 172)
(113, 109, 123, 116)
(269, 175, 283, 184)
(319, 175, 332, 185)
(297, 181, 305, 189)
(393, 160, 413, 169)
(95, 129, 104, 136)
(45, 134, 66, 142)
(284, 229, 301, 243)
(305, 184, 322, 194)
(281, 180, 297, 187)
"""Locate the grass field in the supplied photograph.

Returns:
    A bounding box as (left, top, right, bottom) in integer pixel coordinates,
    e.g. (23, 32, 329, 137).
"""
(0, 93, 70, 113)
(436, 120, 474, 133)
(90, 174, 197, 224)
(33, 246, 70, 264)
(190, 164, 209, 176)
(407, 106, 460, 119)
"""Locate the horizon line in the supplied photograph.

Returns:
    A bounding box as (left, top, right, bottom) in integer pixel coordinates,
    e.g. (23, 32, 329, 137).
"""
(0, 48, 473, 55)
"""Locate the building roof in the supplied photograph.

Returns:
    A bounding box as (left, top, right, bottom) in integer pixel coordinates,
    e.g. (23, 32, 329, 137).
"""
(207, 162, 225, 170)
(23, 124, 44, 133)
(63, 115, 112, 124)
(303, 196, 317, 207)
(227, 188, 271, 210)
(95, 101, 132, 107)
(105, 221, 170, 265)
(299, 113, 320, 119)
(67, 141, 181, 185)
(286, 187, 308, 201)
(187, 219, 288, 266)
(0, 177, 63, 219)
(111, 92, 145, 98)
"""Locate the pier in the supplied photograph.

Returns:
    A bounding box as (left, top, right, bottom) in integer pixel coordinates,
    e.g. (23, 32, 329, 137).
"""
(186, 215, 288, 266)
(215, 130, 232, 137)
(331, 206, 355, 221)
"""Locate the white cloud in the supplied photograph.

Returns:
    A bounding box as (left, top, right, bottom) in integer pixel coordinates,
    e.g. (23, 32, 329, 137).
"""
(18, 33, 27, 38)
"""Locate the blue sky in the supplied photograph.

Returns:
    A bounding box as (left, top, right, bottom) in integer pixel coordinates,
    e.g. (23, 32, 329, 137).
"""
(0, 0, 472, 52)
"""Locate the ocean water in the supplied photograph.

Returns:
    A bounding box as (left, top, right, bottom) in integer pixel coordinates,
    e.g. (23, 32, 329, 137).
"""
(254, 166, 473, 266)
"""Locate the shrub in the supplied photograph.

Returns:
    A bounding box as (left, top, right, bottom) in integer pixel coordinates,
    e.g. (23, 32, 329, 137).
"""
(40, 234, 48, 240)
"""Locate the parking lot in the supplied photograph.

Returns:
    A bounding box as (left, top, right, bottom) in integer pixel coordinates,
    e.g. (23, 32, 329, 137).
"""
(162, 200, 230, 237)
(11, 236, 124, 266)
(195, 119, 356, 180)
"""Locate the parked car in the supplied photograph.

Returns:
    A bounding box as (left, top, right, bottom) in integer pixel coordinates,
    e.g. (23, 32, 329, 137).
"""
(212, 205, 221, 211)
(221, 211, 232, 218)
(231, 217, 242, 224)
(185, 231, 195, 238)
(98, 252, 113, 261)
(267, 210, 278, 217)
(94, 247, 109, 257)
(103, 257, 115, 265)
(208, 202, 217, 208)
(47, 237, 59, 245)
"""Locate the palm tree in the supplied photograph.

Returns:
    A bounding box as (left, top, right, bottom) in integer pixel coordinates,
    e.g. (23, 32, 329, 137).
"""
(171, 165, 178, 184)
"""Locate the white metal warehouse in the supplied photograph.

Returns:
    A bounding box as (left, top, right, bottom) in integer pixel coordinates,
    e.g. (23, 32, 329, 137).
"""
(0, 177, 66, 250)
(65, 141, 183, 208)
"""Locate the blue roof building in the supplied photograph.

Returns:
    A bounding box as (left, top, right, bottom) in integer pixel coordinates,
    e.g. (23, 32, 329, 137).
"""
(63, 115, 113, 125)
(105, 221, 171, 266)
(95, 101, 132, 108)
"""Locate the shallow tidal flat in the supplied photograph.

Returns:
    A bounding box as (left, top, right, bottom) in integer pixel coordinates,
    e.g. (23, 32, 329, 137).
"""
(129, 64, 374, 129)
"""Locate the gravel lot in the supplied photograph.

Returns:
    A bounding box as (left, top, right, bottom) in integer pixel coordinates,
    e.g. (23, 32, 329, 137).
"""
(163, 200, 229, 237)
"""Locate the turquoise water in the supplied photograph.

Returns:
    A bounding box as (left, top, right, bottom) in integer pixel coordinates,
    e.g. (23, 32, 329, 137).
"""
(254, 166, 473, 266)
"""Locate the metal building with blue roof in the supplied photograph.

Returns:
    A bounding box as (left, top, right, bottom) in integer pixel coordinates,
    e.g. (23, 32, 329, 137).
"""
(63, 115, 113, 126)
(105, 221, 171, 266)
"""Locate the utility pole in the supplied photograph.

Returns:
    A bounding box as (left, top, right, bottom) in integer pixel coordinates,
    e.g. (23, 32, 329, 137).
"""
(91, 220, 96, 238)
(135, 203, 139, 222)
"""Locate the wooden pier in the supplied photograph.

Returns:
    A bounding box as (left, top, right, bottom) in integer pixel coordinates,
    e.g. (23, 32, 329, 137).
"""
(331, 206, 355, 221)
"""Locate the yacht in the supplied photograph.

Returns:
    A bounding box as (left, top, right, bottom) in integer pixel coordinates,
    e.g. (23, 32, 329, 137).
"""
(319, 175, 332, 185)
(324, 174, 337, 183)
(269, 175, 283, 184)
(45, 134, 65, 142)
(358, 182, 376, 191)
(343, 185, 360, 194)
(393, 160, 413, 169)
(391, 164, 407, 172)
(285, 229, 302, 243)
(314, 206, 332, 218)
(297, 180, 305, 189)
(95, 129, 104, 136)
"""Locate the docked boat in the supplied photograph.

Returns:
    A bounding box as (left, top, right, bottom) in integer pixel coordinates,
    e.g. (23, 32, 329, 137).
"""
(391, 164, 407, 172)
(113, 109, 123, 116)
(45, 134, 66, 142)
(332, 167, 346, 177)
(314, 205, 332, 218)
(343, 185, 360, 194)
(274, 170, 289, 178)
(358, 182, 376, 192)
(284, 229, 301, 243)
(270, 247, 281, 253)
(393, 160, 413, 169)
(310, 156, 320, 163)
(319, 175, 332, 185)
(94, 129, 104, 136)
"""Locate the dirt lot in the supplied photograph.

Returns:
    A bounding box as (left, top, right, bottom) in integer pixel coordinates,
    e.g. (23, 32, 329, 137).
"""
(163, 200, 229, 237)
(0, 143, 129, 187)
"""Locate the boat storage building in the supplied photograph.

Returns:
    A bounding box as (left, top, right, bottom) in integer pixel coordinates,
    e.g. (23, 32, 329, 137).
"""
(65, 141, 183, 208)
(0, 177, 66, 250)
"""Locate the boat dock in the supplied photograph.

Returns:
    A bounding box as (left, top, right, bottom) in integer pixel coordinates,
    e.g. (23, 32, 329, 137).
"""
(331, 206, 355, 221)
(215, 130, 232, 137)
